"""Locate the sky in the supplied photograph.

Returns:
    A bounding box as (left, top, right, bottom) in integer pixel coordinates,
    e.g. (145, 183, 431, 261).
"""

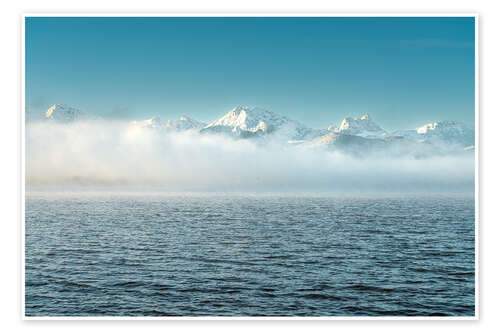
(25, 17, 475, 130)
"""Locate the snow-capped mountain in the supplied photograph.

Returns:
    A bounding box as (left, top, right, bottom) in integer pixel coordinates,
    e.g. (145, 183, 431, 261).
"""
(300, 114, 475, 156)
(303, 132, 380, 149)
(302, 131, 399, 155)
(45, 104, 88, 123)
(168, 116, 206, 131)
(131, 115, 205, 131)
(200, 106, 326, 140)
(300, 131, 451, 157)
(329, 114, 388, 138)
(392, 120, 474, 147)
(417, 120, 474, 146)
(36, 103, 475, 157)
(131, 116, 165, 129)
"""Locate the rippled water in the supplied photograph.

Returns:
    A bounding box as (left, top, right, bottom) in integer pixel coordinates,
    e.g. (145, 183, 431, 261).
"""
(25, 192, 475, 317)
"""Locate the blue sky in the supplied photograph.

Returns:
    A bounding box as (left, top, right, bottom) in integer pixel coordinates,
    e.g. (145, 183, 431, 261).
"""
(25, 17, 475, 130)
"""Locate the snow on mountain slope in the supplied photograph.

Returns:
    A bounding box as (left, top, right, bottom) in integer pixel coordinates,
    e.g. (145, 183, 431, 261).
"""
(300, 131, 443, 157)
(330, 114, 388, 138)
(131, 115, 206, 132)
(302, 117, 475, 156)
(45, 104, 88, 123)
(201, 106, 326, 140)
(392, 120, 474, 147)
(131, 116, 165, 129)
(168, 116, 206, 131)
(39, 104, 474, 155)
(301, 132, 388, 154)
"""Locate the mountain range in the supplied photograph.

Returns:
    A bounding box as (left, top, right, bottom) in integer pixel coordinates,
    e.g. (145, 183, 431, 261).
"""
(41, 104, 475, 156)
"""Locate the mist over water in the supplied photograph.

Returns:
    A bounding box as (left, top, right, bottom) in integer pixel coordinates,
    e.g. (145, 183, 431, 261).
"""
(26, 120, 474, 193)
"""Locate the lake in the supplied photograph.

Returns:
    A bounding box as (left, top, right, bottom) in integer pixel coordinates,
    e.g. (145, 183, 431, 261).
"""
(25, 192, 475, 317)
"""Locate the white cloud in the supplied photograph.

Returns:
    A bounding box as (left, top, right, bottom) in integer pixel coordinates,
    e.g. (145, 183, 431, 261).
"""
(25, 120, 474, 193)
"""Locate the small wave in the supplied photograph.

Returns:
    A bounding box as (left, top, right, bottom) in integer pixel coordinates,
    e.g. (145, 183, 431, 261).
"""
(302, 293, 344, 301)
(26, 281, 48, 287)
(177, 288, 207, 293)
(151, 283, 171, 290)
(112, 281, 144, 288)
(347, 284, 401, 293)
(62, 280, 90, 288)
(264, 255, 294, 260)
(448, 271, 474, 277)
(428, 312, 451, 316)
(145, 310, 176, 316)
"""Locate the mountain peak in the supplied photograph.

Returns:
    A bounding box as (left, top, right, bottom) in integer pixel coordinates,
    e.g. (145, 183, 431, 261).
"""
(45, 104, 86, 122)
(230, 105, 249, 114)
(228, 106, 270, 117)
(45, 104, 70, 117)
(132, 115, 205, 131)
(202, 106, 324, 140)
(390, 120, 474, 147)
(206, 106, 282, 132)
(416, 120, 465, 134)
(336, 114, 387, 138)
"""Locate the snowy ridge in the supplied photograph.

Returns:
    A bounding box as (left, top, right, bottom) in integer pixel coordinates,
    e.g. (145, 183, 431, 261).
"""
(37, 103, 475, 155)
(301, 132, 389, 155)
(45, 104, 88, 123)
(331, 114, 388, 138)
(131, 115, 206, 132)
(392, 120, 474, 147)
(131, 116, 165, 129)
(300, 116, 474, 156)
(169, 116, 206, 131)
(204, 106, 277, 133)
(201, 106, 326, 140)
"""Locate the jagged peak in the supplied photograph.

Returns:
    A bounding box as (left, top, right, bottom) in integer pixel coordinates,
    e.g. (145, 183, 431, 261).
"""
(45, 104, 87, 122)
(209, 106, 287, 126)
(201, 105, 321, 140)
(132, 114, 205, 131)
(230, 105, 247, 113)
(46, 104, 80, 117)
(416, 120, 469, 134)
(335, 114, 387, 138)
(341, 114, 372, 124)
(227, 105, 270, 117)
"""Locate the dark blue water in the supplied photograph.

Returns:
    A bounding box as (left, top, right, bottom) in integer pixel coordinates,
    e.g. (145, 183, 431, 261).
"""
(25, 193, 475, 317)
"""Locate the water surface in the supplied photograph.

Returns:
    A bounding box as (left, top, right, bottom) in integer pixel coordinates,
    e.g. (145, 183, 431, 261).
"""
(25, 193, 475, 316)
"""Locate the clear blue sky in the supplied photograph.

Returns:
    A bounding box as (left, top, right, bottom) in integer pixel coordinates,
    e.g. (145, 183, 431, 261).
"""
(25, 17, 475, 130)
